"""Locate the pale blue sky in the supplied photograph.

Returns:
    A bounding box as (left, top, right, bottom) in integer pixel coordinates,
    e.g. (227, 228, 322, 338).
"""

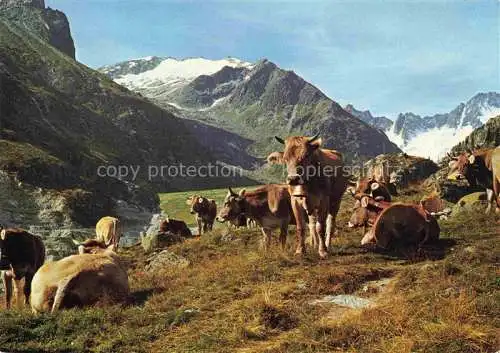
(47, 0, 499, 118)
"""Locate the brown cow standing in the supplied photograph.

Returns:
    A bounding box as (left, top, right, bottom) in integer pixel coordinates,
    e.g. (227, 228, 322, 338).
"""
(160, 217, 192, 237)
(448, 146, 500, 213)
(273, 135, 348, 258)
(0, 228, 45, 309)
(187, 195, 217, 236)
(216, 185, 295, 250)
(95, 216, 122, 250)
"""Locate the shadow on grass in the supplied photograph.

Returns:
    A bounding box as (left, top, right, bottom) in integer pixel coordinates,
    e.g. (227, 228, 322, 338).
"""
(372, 238, 457, 262)
(128, 288, 164, 306)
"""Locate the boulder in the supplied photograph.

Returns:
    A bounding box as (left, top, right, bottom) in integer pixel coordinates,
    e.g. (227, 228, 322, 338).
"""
(145, 250, 190, 272)
(140, 231, 184, 253)
(452, 192, 488, 214)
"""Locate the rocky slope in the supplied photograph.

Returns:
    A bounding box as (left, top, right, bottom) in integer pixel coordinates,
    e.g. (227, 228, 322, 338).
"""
(101, 58, 401, 162)
(349, 92, 500, 161)
(0, 0, 75, 58)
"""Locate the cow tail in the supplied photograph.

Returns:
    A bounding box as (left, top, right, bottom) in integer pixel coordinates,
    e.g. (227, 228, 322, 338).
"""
(113, 218, 118, 249)
(51, 275, 75, 313)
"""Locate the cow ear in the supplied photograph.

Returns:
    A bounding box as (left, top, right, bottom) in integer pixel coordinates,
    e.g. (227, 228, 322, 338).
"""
(468, 155, 475, 164)
(308, 136, 322, 149)
(186, 196, 193, 205)
(275, 136, 285, 144)
(370, 182, 380, 191)
(448, 160, 457, 168)
(0, 229, 6, 240)
(239, 189, 246, 197)
(198, 198, 204, 204)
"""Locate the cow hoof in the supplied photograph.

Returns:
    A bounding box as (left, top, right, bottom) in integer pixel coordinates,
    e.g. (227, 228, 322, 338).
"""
(319, 250, 328, 259)
(294, 248, 305, 256)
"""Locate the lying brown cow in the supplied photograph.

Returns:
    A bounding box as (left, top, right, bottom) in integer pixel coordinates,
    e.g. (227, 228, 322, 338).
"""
(360, 203, 440, 249)
(95, 216, 122, 249)
(160, 217, 192, 237)
(216, 185, 294, 250)
(348, 194, 392, 232)
(0, 228, 45, 309)
(448, 146, 500, 213)
(187, 195, 217, 235)
(273, 135, 348, 258)
(30, 247, 129, 313)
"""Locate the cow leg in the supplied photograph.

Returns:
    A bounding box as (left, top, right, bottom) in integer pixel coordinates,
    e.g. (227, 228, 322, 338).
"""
(14, 278, 24, 309)
(291, 197, 306, 256)
(23, 272, 34, 306)
(197, 217, 202, 236)
(485, 189, 494, 214)
(317, 211, 328, 259)
(493, 178, 500, 213)
(279, 222, 288, 250)
(2, 271, 13, 309)
(325, 214, 334, 249)
(308, 214, 318, 248)
(261, 228, 272, 251)
(326, 196, 343, 249)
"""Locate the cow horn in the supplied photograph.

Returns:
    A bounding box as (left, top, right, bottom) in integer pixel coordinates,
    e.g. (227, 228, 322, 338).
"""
(468, 154, 475, 164)
(0, 229, 6, 240)
(308, 133, 320, 144)
(275, 136, 285, 144)
(228, 187, 237, 196)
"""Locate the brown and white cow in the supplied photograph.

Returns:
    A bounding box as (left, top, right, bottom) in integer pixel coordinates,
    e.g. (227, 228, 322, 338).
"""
(216, 185, 295, 250)
(0, 228, 45, 309)
(30, 247, 129, 314)
(447, 147, 500, 213)
(272, 135, 348, 258)
(352, 177, 392, 202)
(347, 194, 392, 233)
(360, 203, 440, 250)
(95, 216, 122, 250)
(160, 217, 192, 237)
(187, 195, 217, 235)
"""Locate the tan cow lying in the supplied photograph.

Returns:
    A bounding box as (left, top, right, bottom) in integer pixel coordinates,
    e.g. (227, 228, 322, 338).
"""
(95, 216, 122, 249)
(30, 247, 129, 313)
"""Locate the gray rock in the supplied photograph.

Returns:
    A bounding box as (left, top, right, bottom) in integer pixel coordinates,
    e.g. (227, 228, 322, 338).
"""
(309, 295, 372, 309)
(0, 0, 44, 8)
(145, 250, 190, 272)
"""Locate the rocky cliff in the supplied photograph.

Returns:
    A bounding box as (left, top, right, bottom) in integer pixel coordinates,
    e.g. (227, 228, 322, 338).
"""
(0, 0, 75, 58)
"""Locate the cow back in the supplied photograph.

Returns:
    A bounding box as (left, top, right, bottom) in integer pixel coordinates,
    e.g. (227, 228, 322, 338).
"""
(1, 229, 45, 271)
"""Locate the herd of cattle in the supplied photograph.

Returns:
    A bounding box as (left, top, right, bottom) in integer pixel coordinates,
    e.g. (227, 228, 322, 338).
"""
(0, 135, 498, 314)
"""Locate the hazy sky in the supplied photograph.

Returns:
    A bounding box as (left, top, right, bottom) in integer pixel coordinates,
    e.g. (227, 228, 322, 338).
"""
(47, 0, 499, 118)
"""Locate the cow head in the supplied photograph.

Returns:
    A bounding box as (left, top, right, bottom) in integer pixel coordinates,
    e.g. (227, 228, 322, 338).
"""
(275, 134, 322, 196)
(187, 195, 208, 215)
(266, 152, 284, 165)
(447, 151, 476, 184)
(216, 188, 246, 223)
(0, 229, 11, 270)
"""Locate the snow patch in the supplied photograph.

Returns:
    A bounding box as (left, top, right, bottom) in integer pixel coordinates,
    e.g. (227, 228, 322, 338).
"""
(389, 126, 475, 162)
(478, 105, 500, 124)
(114, 57, 252, 90)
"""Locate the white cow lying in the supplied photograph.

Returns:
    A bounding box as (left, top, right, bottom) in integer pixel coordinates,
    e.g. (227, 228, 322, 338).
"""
(30, 247, 129, 313)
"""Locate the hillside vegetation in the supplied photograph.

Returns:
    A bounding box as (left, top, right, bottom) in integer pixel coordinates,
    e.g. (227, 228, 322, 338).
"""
(0, 186, 497, 353)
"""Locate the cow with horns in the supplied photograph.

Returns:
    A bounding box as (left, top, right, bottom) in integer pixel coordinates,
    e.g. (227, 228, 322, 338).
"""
(269, 134, 348, 258)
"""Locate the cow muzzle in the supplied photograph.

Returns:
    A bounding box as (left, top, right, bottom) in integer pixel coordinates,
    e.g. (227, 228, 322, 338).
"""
(287, 174, 304, 186)
(347, 222, 355, 228)
(215, 216, 226, 223)
(289, 185, 308, 197)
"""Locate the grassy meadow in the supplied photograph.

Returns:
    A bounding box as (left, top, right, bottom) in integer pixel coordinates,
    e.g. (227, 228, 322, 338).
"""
(0, 187, 498, 353)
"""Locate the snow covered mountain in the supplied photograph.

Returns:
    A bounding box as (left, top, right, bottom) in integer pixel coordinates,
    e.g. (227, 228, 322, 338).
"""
(100, 56, 254, 108)
(100, 57, 400, 161)
(348, 92, 500, 161)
